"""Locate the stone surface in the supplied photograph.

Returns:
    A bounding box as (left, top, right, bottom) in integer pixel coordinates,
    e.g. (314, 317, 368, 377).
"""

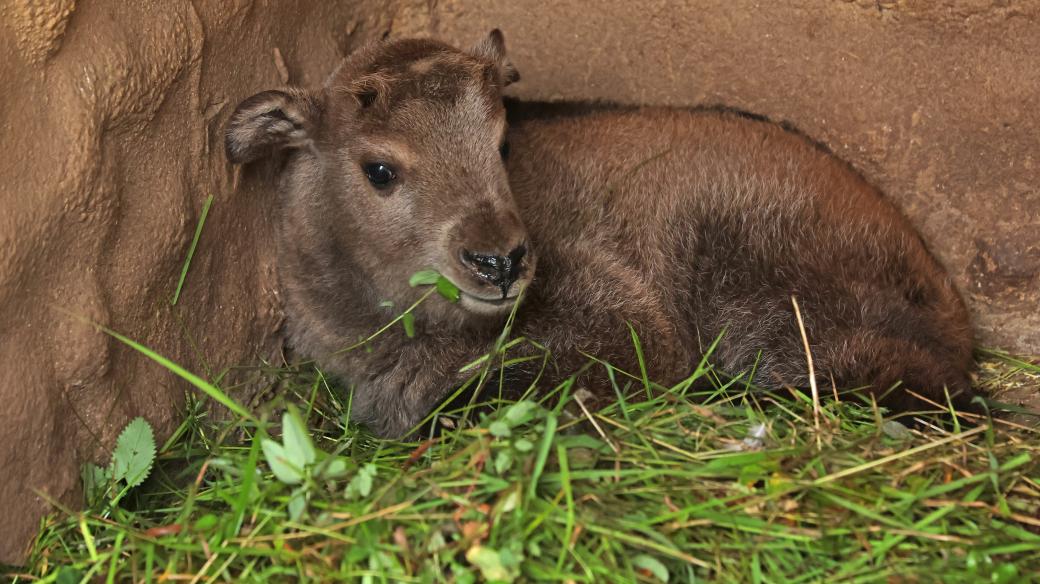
(0, 0, 394, 563)
(1, 0, 1037, 563)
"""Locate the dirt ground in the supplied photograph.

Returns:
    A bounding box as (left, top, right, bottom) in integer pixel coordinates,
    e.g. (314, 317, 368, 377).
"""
(0, 0, 1036, 563)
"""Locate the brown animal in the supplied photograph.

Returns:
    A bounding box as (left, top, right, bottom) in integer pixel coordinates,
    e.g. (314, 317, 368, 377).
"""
(225, 31, 977, 438)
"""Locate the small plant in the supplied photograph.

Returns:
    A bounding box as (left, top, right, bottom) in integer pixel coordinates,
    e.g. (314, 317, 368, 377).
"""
(82, 417, 156, 505)
(409, 268, 462, 303)
(261, 405, 351, 520)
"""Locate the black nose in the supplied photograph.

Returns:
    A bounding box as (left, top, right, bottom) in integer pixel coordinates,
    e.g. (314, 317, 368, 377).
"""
(461, 244, 527, 297)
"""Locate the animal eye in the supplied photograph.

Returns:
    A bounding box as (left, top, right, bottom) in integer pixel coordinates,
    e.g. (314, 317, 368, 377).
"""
(363, 163, 396, 189)
(499, 140, 510, 160)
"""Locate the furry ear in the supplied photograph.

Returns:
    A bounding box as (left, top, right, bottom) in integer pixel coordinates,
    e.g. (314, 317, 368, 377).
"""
(224, 88, 320, 164)
(470, 29, 520, 86)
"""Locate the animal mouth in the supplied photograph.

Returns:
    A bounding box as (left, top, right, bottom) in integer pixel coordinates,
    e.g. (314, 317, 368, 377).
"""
(451, 284, 524, 315)
(458, 289, 520, 306)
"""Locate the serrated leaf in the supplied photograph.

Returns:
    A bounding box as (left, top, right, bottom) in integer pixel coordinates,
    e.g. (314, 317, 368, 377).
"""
(110, 417, 156, 488)
(261, 439, 302, 485)
(409, 270, 441, 287)
(281, 405, 316, 468)
(633, 553, 670, 582)
(435, 277, 460, 303)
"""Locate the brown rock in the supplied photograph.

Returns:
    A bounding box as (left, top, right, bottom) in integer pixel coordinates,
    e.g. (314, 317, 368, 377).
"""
(0, 0, 384, 564)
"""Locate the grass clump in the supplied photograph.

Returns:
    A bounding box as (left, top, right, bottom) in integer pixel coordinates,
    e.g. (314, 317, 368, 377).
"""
(8, 303, 1040, 583)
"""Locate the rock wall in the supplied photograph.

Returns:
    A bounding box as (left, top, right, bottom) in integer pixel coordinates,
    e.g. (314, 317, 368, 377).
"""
(1, 0, 1037, 563)
(0, 0, 396, 563)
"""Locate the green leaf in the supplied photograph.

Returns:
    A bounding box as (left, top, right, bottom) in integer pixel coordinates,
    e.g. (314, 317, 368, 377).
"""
(288, 489, 307, 521)
(435, 277, 461, 303)
(428, 530, 447, 553)
(409, 270, 441, 287)
(321, 457, 350, 479)
(489, 420, 512, 438)
(82, 463, 111, 503)
(555, 434, 608, 451)
(110, 417, 156, 488)
(992, 562, 1020, 584)
(633, 554, 670, 582)
(55, 566, 83, 584)
(228, 435, 262, 539)
(409, 269, 460, 302)
(402, 311, 416, 338)
(466, 545, 518, 582)
(503, 401, 538, 427)
(698, 451, 768, 474)
(527, 413, 558, 501)
(494, 450, 514, 475)
(346, 463, 377, 498)
(261, 439, 303, 485)
(513, 438, 534, 453)
(738, 463, 767, 485)
(453, 565, 477, 584)
(193, 514, 218, 532)
(281, 406, 317, 468)
(882, 420, 913, 441)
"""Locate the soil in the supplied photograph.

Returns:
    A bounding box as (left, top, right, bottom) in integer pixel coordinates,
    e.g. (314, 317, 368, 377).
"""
(0, 0, 1036, 563)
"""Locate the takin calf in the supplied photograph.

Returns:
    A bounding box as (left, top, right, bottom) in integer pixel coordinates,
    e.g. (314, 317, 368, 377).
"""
(225, 31, 977, 437)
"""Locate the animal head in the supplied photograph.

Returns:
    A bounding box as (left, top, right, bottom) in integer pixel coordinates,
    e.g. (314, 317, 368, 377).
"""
(225, 30, 533, 324)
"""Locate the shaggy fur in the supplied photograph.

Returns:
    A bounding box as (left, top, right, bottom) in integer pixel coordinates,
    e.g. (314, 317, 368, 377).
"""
(225, 32, 976, 437)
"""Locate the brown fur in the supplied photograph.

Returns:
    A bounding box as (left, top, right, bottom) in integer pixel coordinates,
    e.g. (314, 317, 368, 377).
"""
(225, 32, 977, 437)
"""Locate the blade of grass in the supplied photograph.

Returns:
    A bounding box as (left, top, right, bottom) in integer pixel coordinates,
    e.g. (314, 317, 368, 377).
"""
(812, 425, 987, 486)
(555, 444, 575, 570)
(100, 325, 256, 423)
(171, 194, 214, 306)
(627, 322, 652, 400)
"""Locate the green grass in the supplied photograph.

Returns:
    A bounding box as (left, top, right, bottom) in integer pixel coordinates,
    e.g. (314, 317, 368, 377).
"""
(8, 316, 1040, 583)
(170, 194, 214, 307)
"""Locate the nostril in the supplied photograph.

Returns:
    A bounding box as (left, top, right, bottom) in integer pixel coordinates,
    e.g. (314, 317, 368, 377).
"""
(505, 244, 527, 288)
(461, 250, 507, 281)
(508, 244, 527, 265)
(461, 248, 524, 297)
